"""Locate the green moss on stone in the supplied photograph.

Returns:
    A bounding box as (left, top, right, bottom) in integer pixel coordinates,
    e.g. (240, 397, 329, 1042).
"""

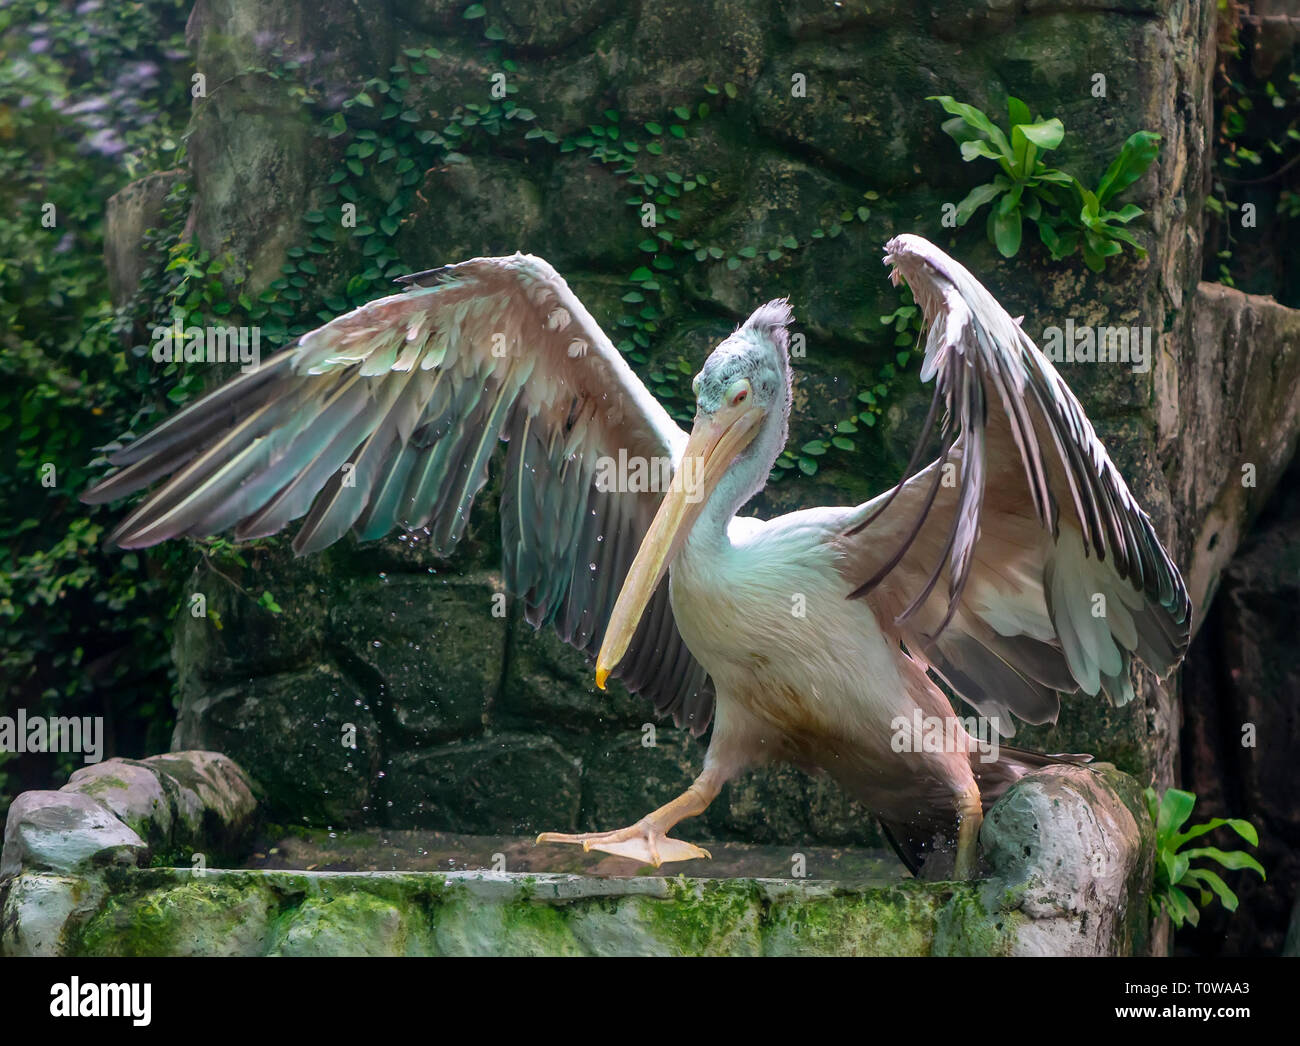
(269, 890, 431, 956)
(762, 882, 944, 956)
(641, 877, 762, 955)
(63, 865, 1046, 957)
(76, 775, 131, 796)
(433, 895, 585, 956)
(73, 878, 276, 957)
(931, 885, 1020, 956)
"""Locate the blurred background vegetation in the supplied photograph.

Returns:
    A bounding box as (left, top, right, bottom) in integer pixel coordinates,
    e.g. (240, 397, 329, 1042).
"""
(0, 0, 194, 812)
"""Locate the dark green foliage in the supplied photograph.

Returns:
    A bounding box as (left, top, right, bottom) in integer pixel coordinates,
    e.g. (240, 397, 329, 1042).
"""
(0, 0, 195, 813)
(1206, 8, 1300, 300)
(1146, 787, 1264, 929)
(930, 95, 1159, 271)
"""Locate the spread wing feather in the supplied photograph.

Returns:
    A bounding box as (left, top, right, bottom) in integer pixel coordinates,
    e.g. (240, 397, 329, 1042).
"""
(83, 254, 714, 733)
(836, 235, 1190, 735)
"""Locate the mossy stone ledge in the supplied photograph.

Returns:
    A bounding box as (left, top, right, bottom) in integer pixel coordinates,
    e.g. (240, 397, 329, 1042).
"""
(0, 753, 1153, 956)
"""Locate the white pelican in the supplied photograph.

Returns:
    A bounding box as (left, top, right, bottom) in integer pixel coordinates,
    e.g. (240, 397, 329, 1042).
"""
(83, 234, 1190, 878)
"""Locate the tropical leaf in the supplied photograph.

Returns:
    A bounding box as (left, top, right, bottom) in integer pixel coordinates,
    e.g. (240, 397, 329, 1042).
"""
(1097, 130, 1161, 204)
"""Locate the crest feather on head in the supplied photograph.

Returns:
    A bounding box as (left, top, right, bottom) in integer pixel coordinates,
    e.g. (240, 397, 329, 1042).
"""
(741, 299, 793, 356)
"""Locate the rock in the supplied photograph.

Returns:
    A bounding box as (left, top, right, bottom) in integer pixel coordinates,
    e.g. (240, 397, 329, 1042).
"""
(921, 0, 1019, 40)
(12, 853, 1141, 956)
(395, 156, 545, 263)
(172, 665, 380, 827)
(395, 39, 500, 129)
(752, 40, 930, 188)
(692, 153, 879, 340)
(186, 77, 326, 294)
(706, 763, 884, 848)
(63, 753, 256, 864)
(524, 52, 616, 138)
(187, 0, 395, 89)
(981, 763, 1152, 957)
(541, 153, 643, 271)
(75, 878, 278, 957)
(764, 882, 954, 957)
(1180, 454, 1300, 955)
(781, 0, 907, 38)
(496, 0, 623, 49)
(171, 551, 328, 682)
(605, 881, 763, 956)
(1175, 283, 1300, 621)
(327, 572, 505, 740)
(268, 891, 429, 956)
(0, 875, 107, 957)
(383, 733, 582, 833)
(144, 752, 258, 851)
(400, 0, 477, 32)
(2, 753, 257, 884)
(499, 600, 645, 733)
(578, 728, 702, 831)
(430, 885, 585, 956)
(103, 170, 186, 306)
(618, 0, 768, 120)
(1, 791, 146, 879)
(65, 760, 174, 848)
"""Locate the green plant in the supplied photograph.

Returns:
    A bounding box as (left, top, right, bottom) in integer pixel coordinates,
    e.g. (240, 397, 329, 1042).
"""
(1145, 787, 1265, 930)
(0, 0, 195, 815)
(1205, 0, 1300, 295)
(930, 95, 1160, 271)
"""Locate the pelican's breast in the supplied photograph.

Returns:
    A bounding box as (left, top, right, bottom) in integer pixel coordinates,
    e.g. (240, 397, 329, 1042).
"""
(668, 513, 914, 745)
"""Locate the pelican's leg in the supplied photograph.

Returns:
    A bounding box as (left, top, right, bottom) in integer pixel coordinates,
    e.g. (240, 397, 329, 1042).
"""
(537, 766, 725, 867)
(953, 781, 983, 880)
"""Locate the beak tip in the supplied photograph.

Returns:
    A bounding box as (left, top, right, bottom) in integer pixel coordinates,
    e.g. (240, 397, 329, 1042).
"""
(595, 666, 609, 691)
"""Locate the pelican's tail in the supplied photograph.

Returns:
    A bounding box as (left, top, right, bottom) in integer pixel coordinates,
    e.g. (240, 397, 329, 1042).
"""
(879, 746, 1093, 878)
(971, 744, 1094, 807)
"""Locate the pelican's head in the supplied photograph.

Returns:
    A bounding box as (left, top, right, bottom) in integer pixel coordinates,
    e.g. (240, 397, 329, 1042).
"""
(691, 298, 793, 436)
(595, 300, 793, 688)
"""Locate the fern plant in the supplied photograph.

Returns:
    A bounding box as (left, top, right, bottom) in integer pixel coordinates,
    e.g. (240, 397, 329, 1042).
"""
(1145, 787, 1265, 930)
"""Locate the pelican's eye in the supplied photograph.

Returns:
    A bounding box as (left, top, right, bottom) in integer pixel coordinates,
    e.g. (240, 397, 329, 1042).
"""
(725, 378, 751, 407)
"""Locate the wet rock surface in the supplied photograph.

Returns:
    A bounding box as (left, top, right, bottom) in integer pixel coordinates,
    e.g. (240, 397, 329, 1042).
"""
(0, 792, 146, 881)
(243, 824, 907, 882)
(981, 763, 1153, 956)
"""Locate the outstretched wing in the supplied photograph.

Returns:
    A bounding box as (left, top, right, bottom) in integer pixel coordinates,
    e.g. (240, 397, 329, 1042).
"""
(83, 254, 714, 733)
(834, 234, 1189, 735)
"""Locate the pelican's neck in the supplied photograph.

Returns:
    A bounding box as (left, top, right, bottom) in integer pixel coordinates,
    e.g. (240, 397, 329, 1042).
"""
(681, 402, 788, 559)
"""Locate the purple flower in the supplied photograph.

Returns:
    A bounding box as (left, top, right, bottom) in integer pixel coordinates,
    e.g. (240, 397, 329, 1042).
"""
(86, 128, 125, 156)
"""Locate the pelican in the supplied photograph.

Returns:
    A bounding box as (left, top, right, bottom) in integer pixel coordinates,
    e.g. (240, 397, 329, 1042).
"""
(83, 234, 1190, 878)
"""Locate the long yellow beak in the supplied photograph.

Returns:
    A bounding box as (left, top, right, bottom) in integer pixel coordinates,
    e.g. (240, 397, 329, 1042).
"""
(594, 400, 763, 689)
